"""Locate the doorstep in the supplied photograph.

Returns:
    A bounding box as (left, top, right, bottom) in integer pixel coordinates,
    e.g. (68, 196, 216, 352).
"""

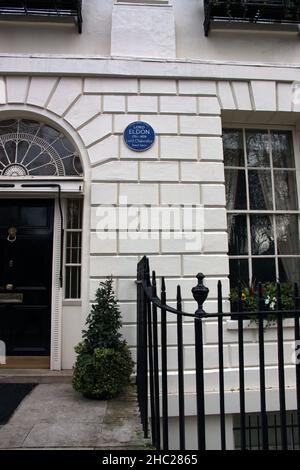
(0, 369, 72, 384)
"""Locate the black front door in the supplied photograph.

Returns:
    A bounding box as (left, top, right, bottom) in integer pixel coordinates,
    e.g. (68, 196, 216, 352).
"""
(0, 199, 54, 357)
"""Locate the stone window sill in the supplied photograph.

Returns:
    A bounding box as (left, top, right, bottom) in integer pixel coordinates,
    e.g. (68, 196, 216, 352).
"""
(62, 299, 82, 307)
(226, 318, 295, 330)
(116, 1, 170, 6)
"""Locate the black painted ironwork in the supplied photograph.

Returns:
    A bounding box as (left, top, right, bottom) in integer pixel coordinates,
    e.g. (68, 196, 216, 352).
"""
(258, 282, 269, 450)
(136, 255, 300, 450)
(176, 285, 185, 450)
(237, 281, 246, 450)
(161, 277, 169, 450)
(233, 411, 300, 449)
(0, 1, 82, 33)
(217, 280, 226, 450)
(204, 1, 300, 36)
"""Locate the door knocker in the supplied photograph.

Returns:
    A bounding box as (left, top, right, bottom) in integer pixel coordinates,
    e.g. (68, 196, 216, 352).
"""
(7, 227, 17, 243)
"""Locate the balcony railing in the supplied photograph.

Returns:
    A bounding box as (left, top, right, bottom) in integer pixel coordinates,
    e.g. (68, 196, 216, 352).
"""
(0, 1, 82, 33)
(204, 0, 300, 36)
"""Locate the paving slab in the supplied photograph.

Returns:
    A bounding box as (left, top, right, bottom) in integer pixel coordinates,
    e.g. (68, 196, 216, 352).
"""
(9, 384, 107, 425)
(0, 370, 72, 384)
(0, 383, 147, 449)
(23, 422, 102, 448)
(0, 425, 33, 449)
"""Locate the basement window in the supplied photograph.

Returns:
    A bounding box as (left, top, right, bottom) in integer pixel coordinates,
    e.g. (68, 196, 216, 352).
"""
(233, 411, 300, 450)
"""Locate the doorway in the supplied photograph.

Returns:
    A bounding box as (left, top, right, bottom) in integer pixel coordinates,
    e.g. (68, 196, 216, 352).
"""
(0, 199, 54, 368)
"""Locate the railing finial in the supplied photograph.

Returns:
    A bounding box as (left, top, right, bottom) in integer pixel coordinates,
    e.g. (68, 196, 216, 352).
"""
(192, 273, 209, 317)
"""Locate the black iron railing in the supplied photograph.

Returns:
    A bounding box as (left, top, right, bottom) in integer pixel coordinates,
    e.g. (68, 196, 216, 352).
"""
(204, 1, 300, 36)
(0, 1, 82, 33)
(136, 255, 300, 450)
(233, 411, 299, 449)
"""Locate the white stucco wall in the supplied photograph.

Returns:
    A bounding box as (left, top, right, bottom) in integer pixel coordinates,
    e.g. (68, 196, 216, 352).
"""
(0, 1, 298, 65)
(61, 304, 82, 369)
(0, 0, 113, 56)
(0, 4, 299, 449)
(168, 414, 235, 450)
(0, 74, 298, 405)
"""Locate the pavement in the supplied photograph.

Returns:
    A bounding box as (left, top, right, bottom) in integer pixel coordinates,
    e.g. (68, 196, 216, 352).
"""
(0, 383, 147, 450)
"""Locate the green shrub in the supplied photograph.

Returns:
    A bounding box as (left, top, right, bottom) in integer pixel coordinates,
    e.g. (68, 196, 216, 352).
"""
(72, 278, 134, 399)
(73, 344, 133, 399)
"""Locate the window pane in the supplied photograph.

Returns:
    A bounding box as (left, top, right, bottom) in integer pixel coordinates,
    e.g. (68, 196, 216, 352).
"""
(67, 199, 83, 229)
(279, 258, 300, 283)
(274, 171, 298, 210)
(252, 258, 276, 283)
(276, 215, 300, 255)
(250, 215, 274, 255)
(271, 131, 294, 168)
(248, 170, 273, 210)
(246, 130, 270, 167)
(229, 259, 249, 288)
(228, 214, 248, 255)
(0, 118, 83, 177)
(66, 232, 82, 264)
(65, 198, 83, 299)
(225, 169, 247, 210)
(223, 129, 244, 166)
(65, 266, 81, 299)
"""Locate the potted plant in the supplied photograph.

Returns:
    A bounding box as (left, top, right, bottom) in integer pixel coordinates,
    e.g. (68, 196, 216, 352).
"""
(72, 278, 134, 399)
(230, 281, 294, 325)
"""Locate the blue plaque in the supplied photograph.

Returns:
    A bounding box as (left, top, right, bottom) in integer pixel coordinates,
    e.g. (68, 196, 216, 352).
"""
(124, 121, 155, 152)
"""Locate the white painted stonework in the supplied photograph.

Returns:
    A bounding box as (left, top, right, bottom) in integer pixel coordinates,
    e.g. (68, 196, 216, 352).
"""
(0, 0, 300, 449)
(111, 3, 176, 59)
(0, 74, 298, 380)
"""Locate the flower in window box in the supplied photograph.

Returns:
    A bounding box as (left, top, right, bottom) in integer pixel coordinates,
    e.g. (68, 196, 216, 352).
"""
(230, 281, 294, 325)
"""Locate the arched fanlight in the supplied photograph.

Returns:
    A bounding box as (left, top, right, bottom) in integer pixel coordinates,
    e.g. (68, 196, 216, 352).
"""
(0, 119, 83, 177)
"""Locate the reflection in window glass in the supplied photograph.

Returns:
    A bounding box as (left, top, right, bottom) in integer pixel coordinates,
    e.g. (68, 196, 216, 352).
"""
(276, 215, 300, 255)
(271, 131, 294, 168)
(67, 199, 83, 229)
(246, 130, 270, 167)
(0, 118, 83, 177)
(248, 170, 273, 210)
(250, 215, 274, 255)
(274, 171, 298, 210)
(224, 128, 299, 286)
(65, 199, 83, 299)
(229, 259, 249, 288)
(228, 214, 248, 255)
(225, 170, 247, 210)
(223, 129, 244, 166)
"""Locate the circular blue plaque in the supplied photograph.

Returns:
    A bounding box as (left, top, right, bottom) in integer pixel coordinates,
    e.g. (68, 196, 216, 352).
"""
(124, 121, 155, 152)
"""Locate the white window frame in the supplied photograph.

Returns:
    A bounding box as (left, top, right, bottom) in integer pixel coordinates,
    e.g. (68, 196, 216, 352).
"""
(224, 123, 300, 284)
(64, 197, 83, 300)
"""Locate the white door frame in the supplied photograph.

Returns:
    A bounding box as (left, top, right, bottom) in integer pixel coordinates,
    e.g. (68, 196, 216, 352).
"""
(0, 178, 84, 370)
